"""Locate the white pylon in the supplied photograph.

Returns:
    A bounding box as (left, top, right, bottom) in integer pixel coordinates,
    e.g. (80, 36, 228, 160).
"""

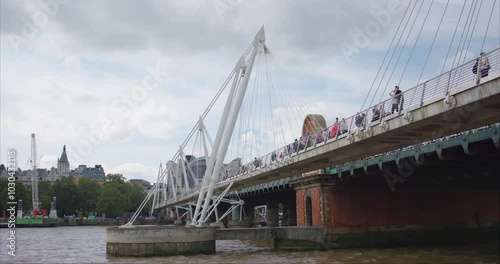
(192, 26, 267, 226)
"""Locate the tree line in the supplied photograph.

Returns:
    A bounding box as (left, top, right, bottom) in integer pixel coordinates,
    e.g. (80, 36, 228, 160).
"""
(0, 174, 150, 219)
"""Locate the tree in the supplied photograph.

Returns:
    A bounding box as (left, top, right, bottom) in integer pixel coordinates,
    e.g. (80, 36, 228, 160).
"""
(0, 178, 7, 212)
(16, 182, 31, 212)
(126, 184, 146, 212)
(0, 179, 31, 213)
(97, 184, 125, 219)
(51, 177, 81, 216)
(78, 178, 101, 216)
(38, 180, 52, 211)
(105, 173, 126, 184)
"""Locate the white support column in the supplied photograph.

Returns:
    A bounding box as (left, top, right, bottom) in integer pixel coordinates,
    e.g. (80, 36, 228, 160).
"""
(197, 26, 266, 226)
(199, 117, 214, 150)
(191, 58, 244, 224)
(200, 124, 211, 187)
(178, 147, 191, 194)
(214, 204, 219, 222)
(175, 157, 183, 198)
(168, 163, 177, 201)
(200, 118, 211, 161)
(151, 163, 162, 214)
(161, 164, 168, 202)
(188, 203, 194, 220)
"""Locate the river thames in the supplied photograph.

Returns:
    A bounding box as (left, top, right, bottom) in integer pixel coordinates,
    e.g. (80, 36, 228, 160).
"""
(1, 226, 498, 263)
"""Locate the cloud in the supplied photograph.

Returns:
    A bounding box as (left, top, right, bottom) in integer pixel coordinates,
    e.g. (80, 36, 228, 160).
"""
(107, 163, 158, 183)
(38, 154, 58, 169)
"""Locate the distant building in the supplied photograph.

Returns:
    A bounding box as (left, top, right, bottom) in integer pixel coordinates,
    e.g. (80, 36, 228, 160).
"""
(47, 167, 58, 181)
(128, 179, 152, 193)
(57, 145, 70, 177)
(0, 166, 60, 190)
(72, 164, 105, 180)
(0, 165, 6, 178)
(0, 145, 106, 190)
(160, 155, 242, 190)
(74, 164, 88, 174)
(187, 156, 207, 186)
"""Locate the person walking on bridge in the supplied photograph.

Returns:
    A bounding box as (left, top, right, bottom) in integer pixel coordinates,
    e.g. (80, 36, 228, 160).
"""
(330, 118, 339, 138)
(339, 118, 348, 135)
(389, 85, 403, 114)
(473, 51, 490, 83)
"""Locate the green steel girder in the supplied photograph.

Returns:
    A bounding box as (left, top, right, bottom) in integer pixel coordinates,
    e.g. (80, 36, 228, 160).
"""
(334, 125, 498, 175)
(239, 176, 293, 196)
(491, 123, 500, 149)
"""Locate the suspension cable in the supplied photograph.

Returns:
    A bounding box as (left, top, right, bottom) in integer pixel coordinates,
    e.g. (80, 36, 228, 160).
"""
(268, 55, 308, 138)
(264, 55, 279, 150)
(405, 0, 450, 112)
(453, 0, 478, 68)
(462, 0, 484, 65)
(480, 0, 497, 52)
(439, 0, 467, 75)
(397, 0, 436, 86)
(370, 0, 420, 106)
(416, 1, 450, 87)
(376, 0, 424, 104)
(266, 56, 290, 149)
(359, 0, 414, 111)
(448, 0, 479, 93)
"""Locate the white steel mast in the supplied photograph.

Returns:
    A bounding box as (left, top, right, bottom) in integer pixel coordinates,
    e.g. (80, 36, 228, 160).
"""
(192, 26, 267, 226)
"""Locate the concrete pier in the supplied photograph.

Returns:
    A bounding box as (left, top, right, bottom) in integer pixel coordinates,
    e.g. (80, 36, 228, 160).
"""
(106, 226, 217, 257)
(216, 227, 327, 250)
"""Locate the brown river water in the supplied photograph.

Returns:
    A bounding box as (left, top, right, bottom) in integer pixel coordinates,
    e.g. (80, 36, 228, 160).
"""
(1, 226, 498, 263)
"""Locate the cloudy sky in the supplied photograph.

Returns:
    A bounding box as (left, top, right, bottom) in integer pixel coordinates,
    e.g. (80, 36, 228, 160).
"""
(1, 0, 498, 183)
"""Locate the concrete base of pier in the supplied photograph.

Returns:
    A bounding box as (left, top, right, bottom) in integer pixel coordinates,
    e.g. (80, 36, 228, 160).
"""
(106, 225, 217, 257)
(216, 226, 327, 250)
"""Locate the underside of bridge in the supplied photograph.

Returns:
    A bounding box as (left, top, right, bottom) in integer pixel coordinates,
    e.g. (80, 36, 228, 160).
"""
(290, 134, 499, 247)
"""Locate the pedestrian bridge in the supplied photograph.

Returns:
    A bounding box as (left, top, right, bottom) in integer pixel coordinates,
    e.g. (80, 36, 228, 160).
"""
(157, 48, 500, 209)
(122, 22, 500, 227)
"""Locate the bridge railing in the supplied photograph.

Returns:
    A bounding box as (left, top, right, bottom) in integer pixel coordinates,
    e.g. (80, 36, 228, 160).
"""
(351, 47, 500, 130)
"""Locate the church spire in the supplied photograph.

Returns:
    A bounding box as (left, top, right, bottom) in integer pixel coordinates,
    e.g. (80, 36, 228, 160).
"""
(59, 145, 69, 163)
(57, 145, 70, 177)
